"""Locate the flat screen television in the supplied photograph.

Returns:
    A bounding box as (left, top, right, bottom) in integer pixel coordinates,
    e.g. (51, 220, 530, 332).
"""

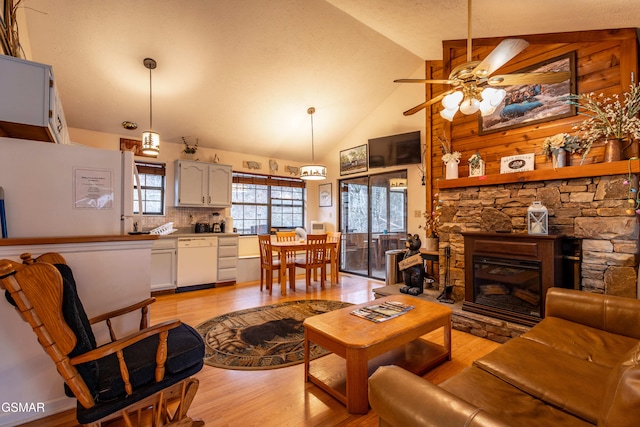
(368, 130, 422, 168)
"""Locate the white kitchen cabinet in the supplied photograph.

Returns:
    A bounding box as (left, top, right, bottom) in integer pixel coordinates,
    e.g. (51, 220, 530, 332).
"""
(151, 239, 177, 292)
(0, 55, 69, 145)
(174, 160, 232, 207)
(217, 235, 238, 284)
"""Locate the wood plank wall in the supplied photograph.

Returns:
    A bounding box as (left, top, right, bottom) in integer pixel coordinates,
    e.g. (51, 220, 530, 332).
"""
(424, 28, 640, 208)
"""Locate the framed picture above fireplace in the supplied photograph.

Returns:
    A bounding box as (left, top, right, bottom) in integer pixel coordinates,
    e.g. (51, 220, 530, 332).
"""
(478, 51, 577, 135)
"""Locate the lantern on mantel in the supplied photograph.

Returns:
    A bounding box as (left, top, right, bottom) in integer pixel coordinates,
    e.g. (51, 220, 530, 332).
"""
(527, 201, 548, 235)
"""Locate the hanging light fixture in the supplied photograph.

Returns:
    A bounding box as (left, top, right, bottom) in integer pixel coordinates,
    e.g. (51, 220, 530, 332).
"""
(141, 58, 160, 156)
(299, 107, 327, 181)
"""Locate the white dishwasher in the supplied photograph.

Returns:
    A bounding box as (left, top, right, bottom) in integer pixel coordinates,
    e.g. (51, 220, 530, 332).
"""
(177, 237, 218, 289)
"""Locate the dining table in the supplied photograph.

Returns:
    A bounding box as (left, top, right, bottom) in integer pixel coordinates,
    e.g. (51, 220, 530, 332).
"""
(271, 239, 340, 295)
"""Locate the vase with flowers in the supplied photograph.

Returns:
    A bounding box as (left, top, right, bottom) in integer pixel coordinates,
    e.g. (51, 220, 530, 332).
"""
(568, 80, 640, 162)
(182, 137, 199, 160)
(541, 133, 585, 169)
(439, 135, 461, 179)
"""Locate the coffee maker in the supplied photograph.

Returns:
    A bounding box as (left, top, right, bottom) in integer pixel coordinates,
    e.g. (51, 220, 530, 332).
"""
(211, 212, 222, 233)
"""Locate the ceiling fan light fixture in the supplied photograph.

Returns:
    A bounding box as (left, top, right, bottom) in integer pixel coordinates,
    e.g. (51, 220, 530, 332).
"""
(440, 107, 458, 122)
(442, 91, 463, 110)
(459, 96, 480, 115)
(482, 87, 506, 106)
(300, 107, 326, 181)
(479, 87, 507, 116)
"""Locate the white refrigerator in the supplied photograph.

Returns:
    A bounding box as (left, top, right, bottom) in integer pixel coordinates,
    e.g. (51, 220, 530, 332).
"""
(0, 137, 139, 238)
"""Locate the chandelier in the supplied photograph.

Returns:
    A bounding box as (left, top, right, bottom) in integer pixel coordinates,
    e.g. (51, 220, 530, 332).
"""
(299, 107, 327, 181)
(141, 58, 160, 156)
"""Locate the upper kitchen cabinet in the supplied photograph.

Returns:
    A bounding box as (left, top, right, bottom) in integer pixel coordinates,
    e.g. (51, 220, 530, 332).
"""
(174, 160, 232, 207)
(0, 56, 70, 145)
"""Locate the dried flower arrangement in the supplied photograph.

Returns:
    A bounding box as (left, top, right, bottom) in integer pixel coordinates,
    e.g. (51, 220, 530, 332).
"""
(182, 137, 199, 154)
(568, 81, 640, 158)
(0, 1, 25, 58)
(420, 194, 441, 238)
(438, 135, 461, 164)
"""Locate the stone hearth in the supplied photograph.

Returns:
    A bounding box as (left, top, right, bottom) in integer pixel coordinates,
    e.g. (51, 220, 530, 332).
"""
(437, 174, 639, 302)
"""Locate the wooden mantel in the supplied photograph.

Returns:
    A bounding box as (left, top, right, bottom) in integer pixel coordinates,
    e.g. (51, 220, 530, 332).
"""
(438, 160, 640, 189)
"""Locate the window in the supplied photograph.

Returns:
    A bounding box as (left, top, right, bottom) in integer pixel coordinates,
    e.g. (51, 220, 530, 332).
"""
(134, 161, 165, 215)
(231, 172, 305, 235)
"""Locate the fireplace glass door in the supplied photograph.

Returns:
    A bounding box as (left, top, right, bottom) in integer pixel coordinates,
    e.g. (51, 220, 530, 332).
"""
(472, 256, 542, 318)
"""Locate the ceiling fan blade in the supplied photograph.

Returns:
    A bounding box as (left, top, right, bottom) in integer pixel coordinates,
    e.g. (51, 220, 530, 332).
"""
(472, 38, 530, 78)
(394, 78, 455, 85)
(402, 91, 452, 116)
(487, 71, 571, 86)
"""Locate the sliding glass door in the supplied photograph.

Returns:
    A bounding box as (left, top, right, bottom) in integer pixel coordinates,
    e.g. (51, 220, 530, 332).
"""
(339, 170, 407, 279)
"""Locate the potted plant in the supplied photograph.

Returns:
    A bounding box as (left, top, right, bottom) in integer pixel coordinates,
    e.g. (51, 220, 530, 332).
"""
(468, 152, 485, 177)
(568, 81, 640, 162)
(541, 133, 585, 168)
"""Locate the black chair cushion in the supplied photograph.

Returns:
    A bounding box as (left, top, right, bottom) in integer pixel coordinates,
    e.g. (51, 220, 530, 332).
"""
(76, 361, 204, 424)
(54, 264, 101, 398)
(89, 322, 205, 402)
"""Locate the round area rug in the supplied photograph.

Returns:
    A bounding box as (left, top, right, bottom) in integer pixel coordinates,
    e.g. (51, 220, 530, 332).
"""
(196, 300, 352, 370)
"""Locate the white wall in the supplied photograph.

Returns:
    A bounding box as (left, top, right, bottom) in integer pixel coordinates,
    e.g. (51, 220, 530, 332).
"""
(306, 63, 428, 239)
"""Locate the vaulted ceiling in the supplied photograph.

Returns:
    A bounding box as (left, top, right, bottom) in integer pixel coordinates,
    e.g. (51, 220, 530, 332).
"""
(21, 0, 640, 162)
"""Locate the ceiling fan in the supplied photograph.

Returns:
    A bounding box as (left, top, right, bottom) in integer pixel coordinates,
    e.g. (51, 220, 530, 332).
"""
(395, 0, 570, 120)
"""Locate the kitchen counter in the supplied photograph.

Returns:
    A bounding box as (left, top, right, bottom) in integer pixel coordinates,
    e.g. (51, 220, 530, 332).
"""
(0, 234, 158, 246)
(157, 232, 240, 239)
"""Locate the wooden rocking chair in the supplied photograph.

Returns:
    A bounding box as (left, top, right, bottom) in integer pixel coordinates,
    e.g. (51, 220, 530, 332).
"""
(0, 252, 205, 427)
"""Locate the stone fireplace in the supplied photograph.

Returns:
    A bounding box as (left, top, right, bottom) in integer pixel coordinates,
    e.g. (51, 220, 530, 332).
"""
(437, 174, 639, 306)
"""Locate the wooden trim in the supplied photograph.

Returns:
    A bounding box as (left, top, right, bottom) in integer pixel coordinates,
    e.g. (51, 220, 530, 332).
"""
(437, 159, 640, 189)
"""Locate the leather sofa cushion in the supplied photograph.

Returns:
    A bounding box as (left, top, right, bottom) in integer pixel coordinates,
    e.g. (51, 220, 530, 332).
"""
(440, 366, 592, 427)
(473, 337, 609, 424)
(545, 288, 640, 340)
(369, 365, 513, 427)
(522, 316, 639, 368)
(598, 342, 640, 427)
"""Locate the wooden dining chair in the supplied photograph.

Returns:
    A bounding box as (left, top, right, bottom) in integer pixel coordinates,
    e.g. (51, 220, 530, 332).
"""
(326, 231, 341, 283)
(258, 234, 295, 295)
(295, 233, 328, 289)
(0, 252, 205, 427)
(275, 231, 297, 242)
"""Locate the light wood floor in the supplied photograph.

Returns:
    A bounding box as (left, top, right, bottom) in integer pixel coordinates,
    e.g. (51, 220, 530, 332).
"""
(20, 274, 500, 427)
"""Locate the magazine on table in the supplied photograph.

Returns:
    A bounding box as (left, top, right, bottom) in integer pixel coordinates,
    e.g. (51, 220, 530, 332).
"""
(350, 301, 415, 323)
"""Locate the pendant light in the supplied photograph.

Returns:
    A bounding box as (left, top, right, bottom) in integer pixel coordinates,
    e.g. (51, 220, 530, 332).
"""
(299, 107, 327, 180)
(141, 58, 160, 156)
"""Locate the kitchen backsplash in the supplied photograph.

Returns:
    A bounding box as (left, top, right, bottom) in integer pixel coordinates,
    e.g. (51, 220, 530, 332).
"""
(137, 206, 229, 232)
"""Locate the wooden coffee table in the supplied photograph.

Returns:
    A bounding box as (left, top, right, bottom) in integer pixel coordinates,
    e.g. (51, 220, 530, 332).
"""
(303, 294, 452, 414)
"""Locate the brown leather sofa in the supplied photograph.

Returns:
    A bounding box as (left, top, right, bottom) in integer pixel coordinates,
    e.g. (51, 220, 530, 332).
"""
(369, 288, 640, 426)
